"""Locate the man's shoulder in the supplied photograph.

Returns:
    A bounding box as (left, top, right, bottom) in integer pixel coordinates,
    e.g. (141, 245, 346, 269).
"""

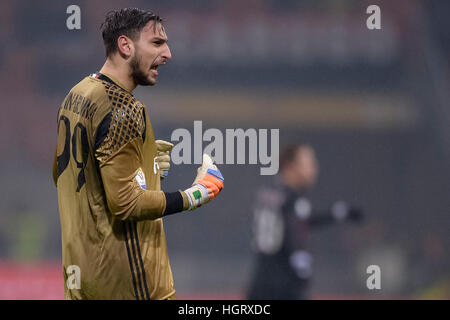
(70, 75, 118, 103)
(88, 74, 147, 160)
(88, 74, 146, 116)
(68, 74, 145, 121)
(64, 75, 111, 112)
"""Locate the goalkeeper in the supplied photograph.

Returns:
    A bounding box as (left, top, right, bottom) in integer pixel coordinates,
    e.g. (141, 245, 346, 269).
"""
(52, 8, 224, 300)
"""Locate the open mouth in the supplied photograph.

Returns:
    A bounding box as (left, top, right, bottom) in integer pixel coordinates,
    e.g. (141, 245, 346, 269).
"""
(150, 64, 159, 76)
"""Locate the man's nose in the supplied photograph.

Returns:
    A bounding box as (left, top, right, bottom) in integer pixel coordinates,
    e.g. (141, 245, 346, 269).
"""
(162, 44, 172, 61)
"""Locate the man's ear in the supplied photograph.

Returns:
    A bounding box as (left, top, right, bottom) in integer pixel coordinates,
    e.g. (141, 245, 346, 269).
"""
(117, 35, 134, 58)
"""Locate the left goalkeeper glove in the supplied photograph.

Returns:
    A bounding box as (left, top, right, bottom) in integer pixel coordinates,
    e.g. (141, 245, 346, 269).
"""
(184, 154, 224, 210)
(154, 140, 174, 179)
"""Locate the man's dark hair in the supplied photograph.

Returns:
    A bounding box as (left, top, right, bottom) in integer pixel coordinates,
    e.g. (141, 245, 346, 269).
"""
(280, 143, 308, 172)
(100, 8, 163, 57)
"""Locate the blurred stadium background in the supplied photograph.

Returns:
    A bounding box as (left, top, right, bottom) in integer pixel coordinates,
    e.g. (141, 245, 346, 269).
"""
(0, 0, 449, 299)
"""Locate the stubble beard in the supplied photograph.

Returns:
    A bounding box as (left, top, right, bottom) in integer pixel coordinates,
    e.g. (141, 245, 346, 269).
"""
(130, 50, 154, 87)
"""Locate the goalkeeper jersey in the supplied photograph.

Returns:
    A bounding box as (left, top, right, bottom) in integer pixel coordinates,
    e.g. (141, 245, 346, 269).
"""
(53, 72, 187, 300)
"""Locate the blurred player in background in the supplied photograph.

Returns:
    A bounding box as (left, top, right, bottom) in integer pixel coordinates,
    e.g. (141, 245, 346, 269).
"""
(52, 8, 224, 299)
(247, 143, 363, 300)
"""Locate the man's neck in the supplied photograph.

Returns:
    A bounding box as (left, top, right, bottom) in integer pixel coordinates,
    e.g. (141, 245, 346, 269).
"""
(99, 59, 136, 92)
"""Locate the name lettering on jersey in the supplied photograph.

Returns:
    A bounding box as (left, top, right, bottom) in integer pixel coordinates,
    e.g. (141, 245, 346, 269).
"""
(62, 92, 98, 120)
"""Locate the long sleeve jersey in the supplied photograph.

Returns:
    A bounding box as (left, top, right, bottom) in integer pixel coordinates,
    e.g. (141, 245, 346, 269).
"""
(53, 72, 188, 299)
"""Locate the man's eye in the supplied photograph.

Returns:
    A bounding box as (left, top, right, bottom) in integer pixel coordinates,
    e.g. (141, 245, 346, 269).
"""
(154, 41, 163, 45)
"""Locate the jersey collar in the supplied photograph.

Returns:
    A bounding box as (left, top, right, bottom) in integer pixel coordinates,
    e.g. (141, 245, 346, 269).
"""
(90, 72, 133, 94)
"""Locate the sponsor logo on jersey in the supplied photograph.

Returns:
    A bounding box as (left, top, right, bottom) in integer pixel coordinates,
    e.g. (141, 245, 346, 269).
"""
(135, 169, 147, 190)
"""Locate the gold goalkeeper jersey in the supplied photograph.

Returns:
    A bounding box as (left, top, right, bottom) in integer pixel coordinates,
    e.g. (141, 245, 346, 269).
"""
(53, 72, 187, 300)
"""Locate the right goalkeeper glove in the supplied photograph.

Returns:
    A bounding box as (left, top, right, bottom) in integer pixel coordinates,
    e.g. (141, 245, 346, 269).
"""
(184, 154, 224, 210)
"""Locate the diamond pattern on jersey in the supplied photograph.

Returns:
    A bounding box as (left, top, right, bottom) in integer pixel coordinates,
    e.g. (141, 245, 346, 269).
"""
(96, 82, 145, 162)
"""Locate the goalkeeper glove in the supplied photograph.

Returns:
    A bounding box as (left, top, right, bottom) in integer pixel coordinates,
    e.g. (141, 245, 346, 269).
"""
(184, 154, 224, 210)
(154, 140, 174, 179)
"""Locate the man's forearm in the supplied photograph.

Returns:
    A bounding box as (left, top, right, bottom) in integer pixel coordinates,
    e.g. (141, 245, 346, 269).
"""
(111, 190, 189, 221)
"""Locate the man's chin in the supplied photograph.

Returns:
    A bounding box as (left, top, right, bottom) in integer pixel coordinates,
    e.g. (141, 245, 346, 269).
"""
(140, 81, 156, 86)
(144, 74, 157, 86)
(136, 76, 156, 86)
(131, 70, 156, 86)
